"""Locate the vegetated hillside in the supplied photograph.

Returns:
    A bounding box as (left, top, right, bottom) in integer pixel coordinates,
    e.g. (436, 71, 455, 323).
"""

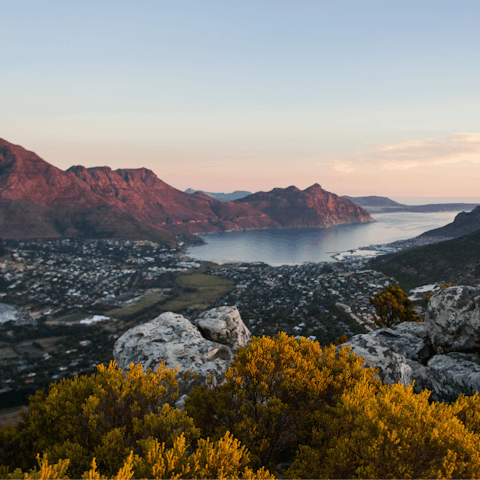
(419, 206, 480, 239)
(185, 189, 252, 201)
(0, 139, 373, 241)
(0, 200, 187, 246)
(370, 230, 480, 292)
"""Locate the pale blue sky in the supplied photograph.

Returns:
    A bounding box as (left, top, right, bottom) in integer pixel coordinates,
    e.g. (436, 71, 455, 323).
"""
(2, 1, 480, 197)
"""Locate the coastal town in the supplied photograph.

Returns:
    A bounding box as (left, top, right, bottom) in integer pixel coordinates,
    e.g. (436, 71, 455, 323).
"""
(0, 237, 425, 407)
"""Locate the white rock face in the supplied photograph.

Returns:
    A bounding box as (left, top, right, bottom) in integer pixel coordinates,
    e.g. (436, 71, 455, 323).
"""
(113, 307, 250, 382)
(193, 306, 251, 350)
(426, 286, 480, 354)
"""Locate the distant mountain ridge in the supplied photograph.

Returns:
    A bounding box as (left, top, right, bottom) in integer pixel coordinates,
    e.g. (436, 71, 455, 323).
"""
(0, 139, 373, 241)
(370, 229, 480, 291)
(185, 189, 252, 201)
(419, 206, 480, 239)
(342, 195, 403, 208)
(344, 195, 479, 214)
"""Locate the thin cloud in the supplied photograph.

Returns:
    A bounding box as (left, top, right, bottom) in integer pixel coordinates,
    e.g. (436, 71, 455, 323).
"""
(327, 133, 480, 173)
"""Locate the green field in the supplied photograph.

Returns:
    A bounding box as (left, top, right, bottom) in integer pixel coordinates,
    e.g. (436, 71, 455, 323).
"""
(107, 272, 235, 327)
(107, 292, 167, 320)
(159, 272, 235, 312)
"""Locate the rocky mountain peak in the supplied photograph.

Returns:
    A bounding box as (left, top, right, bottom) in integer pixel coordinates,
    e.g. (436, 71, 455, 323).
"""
(0, 138, 375, 239)
(304, 183, 324, 194)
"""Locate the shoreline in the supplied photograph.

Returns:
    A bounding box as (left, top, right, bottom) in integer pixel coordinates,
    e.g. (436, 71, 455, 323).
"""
(330, 235, 451, 262)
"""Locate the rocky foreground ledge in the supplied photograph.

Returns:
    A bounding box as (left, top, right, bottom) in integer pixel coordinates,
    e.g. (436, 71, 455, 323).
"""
(345, 285, 480, 402)
(113, 306, 250, 388)
(114, 286, 480, 403)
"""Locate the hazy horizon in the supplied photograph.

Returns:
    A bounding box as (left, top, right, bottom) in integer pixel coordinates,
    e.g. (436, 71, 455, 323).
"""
(2, 1, 479, 197)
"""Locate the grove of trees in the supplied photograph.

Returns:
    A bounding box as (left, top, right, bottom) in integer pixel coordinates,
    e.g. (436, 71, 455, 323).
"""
(2, 333, 480, 479)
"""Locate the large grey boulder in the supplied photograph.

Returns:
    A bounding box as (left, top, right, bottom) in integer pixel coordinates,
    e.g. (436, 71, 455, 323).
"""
(344, 334, 413, 386)
(344, 285, 480, 402)
(426, 286, 480, 354)
(344, 325, 464, 402)
(366, 322, 433, 363)
(427, 353, 480, 397)
(405, 359, 460, 402)
(113, 308, 251, 387)
(193, 306, 251, 350)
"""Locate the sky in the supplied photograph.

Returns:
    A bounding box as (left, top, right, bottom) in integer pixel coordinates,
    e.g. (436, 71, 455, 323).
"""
(2, 0, 480, 200)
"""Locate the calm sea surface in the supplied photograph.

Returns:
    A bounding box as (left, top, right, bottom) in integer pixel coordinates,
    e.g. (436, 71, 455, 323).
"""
(186, 211, 459, 265)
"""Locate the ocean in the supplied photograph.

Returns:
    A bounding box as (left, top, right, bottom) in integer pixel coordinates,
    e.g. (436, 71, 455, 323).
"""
(186, 211, 459, 265)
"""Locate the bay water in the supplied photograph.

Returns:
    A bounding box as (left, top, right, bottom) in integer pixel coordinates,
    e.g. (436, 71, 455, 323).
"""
(186, 211, 459, 265)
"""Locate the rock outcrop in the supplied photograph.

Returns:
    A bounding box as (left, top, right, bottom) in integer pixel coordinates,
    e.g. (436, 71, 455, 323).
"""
(426, 286, 480, 353)
(193, 306, 251, 350)
(344, 286, 480, 401)
(0, 138, 373, 239)
(113, 307, 248, 389)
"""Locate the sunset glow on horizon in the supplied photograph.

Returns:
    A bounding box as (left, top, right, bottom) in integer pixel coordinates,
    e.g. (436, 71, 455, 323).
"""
(2, 1, 480, 199)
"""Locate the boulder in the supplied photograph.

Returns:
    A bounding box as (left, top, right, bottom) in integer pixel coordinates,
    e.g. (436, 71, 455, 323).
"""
(366, 322, 433, 363)
(426, 286, 480, 354)
(193, 306, 251, 350)
(113, 309, 249, 387)
(344, 326, 465, 402)
(427, 353, 480, 397)
(405, 359, 460, 402)
(344, 334, 413, 386)
(343, 286, 480, 402)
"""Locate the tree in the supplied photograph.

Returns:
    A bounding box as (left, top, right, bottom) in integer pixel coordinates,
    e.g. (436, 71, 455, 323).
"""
(370, 284, 422, 327)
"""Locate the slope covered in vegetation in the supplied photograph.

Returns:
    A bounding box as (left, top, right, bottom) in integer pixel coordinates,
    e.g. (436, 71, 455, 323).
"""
(2, 334, 480, 479)
(370, 230, 480, 291)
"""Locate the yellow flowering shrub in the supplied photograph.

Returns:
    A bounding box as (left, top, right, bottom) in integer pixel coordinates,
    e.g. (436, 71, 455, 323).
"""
(185, 332, 379, 469)
(286, 382, 480, 479)
(451, 392, 480, 434)
(0, 361, 198, 478)
(0, 434, 274, 480)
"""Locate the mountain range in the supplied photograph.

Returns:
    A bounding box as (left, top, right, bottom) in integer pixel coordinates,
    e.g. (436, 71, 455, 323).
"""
(184, 189, 252, 202)
(186, 191, 479, 215)
(344, 195, 479, 214)
(0, 139, 373, 242)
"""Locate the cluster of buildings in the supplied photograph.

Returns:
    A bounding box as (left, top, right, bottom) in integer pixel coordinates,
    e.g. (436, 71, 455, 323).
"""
(204, 258, 397, 344)
(0, 237, 401, 404)
(0, 238, 198, 321)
